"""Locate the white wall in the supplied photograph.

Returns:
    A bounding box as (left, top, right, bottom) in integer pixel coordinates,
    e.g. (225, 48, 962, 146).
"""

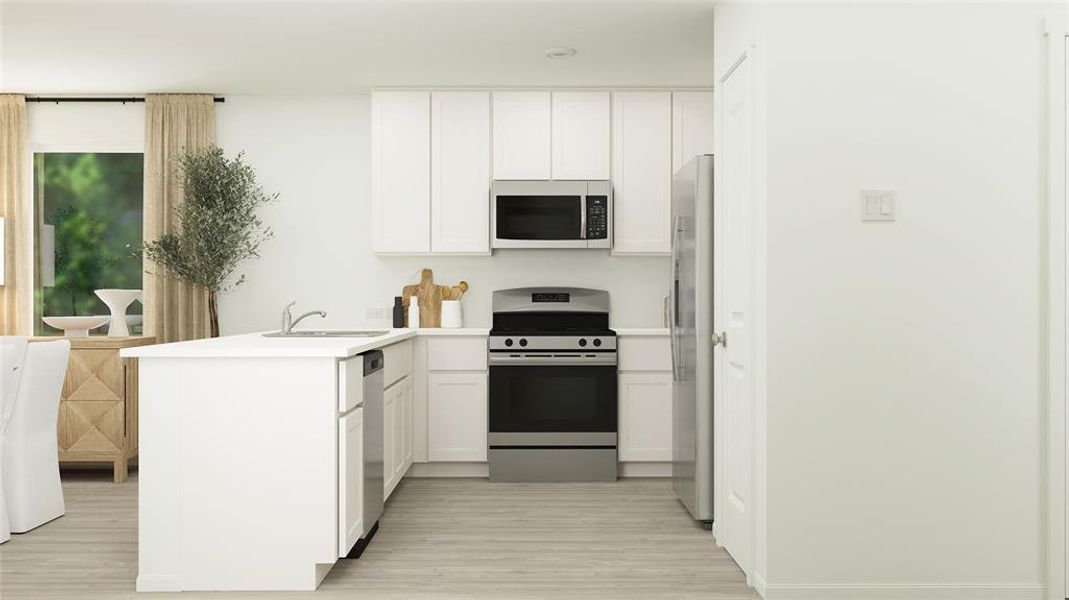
(214, 95, 669, 334)
(717, 2, 1054, 597)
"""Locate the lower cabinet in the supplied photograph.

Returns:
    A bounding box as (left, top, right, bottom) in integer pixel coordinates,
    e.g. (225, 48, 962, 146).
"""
(384, 375, 413, 500)
(427, 372, 488, 462)
(618, 372, 673, 462)
(338, 406, 363, 557)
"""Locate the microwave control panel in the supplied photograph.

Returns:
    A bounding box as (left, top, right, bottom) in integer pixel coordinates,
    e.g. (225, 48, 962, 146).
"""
(586, 196, 609, 240)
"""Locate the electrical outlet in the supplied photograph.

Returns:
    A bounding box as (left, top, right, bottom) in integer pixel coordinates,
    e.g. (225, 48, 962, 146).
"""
(366, 307, 386, 321)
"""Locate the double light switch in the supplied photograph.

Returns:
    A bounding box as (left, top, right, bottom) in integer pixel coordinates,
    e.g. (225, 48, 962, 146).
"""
(860, 190, 896, 223)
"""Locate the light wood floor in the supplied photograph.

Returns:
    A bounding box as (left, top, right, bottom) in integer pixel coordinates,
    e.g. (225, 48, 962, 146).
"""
(0, 470, 759, 600)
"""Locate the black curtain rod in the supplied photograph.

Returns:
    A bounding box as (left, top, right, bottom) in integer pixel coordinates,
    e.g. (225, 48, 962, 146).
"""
(25, 96, 225, 104)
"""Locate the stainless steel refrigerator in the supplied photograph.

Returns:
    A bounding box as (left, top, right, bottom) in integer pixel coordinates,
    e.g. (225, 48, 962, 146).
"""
(671, 154, 715, 524)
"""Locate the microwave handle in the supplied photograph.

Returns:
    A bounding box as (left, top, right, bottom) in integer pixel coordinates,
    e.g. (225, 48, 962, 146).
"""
(579, 195, 587, 239)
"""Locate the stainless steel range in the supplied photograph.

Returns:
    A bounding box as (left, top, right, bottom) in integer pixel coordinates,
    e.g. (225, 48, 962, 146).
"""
(488, 287, 618, 482)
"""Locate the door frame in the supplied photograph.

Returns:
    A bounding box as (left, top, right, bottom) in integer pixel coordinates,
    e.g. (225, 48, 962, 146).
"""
(1047, 15, 1068, 600)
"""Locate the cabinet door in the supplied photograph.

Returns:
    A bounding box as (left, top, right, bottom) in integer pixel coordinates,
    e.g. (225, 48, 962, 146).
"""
(401, 377, 414, 470)
(338, 407, 363, 557)
(383, 385, 398, 497)
(611, 91, 672, 254)
(428, 373, 488, 462)
(552, 91, 610, 180)
(672, 91, 715, 172)
(618, 372, 673, 462)
(431, 91, 491, 254)
(492, 91, 551, 180)
(372, 91, 431, 253)
(390, 386, 404, 485)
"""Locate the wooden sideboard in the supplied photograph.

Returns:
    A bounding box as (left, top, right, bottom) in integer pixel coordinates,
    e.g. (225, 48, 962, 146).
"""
(30, 336, 156, 482)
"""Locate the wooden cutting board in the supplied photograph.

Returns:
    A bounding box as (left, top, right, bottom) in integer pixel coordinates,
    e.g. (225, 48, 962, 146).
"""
(401, 269, 469, 328)
(401, 269, 444, 327)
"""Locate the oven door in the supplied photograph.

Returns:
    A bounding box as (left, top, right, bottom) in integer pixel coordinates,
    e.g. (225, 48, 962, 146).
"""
(488, 361, 617, 447)
(491, 180, 589, 249)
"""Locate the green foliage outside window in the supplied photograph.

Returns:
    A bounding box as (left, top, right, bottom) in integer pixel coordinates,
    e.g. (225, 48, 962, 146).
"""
(34, 153, 143, 335)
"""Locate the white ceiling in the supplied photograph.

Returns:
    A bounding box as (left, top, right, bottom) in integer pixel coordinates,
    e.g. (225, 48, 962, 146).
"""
(0, 0, 716, 94)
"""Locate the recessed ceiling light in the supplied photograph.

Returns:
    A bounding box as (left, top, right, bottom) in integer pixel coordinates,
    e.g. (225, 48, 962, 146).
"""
(544, 47, 577, 59)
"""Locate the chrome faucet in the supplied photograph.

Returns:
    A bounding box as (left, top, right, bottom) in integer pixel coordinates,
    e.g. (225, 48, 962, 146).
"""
(281, 301, 327, 334)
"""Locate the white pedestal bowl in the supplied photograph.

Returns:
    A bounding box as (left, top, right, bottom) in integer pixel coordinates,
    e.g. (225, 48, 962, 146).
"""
(94, 289, 143, 338)
(42, 316, 110, 338)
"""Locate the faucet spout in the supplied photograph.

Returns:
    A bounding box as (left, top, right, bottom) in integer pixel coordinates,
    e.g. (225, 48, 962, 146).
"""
(289, 310, 327, 331)
(280, 302, 326, 334)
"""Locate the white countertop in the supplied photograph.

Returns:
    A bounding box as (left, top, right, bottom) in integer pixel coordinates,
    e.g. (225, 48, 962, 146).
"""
(122, 329, 419, 359)
(121, 325, 667, 359)
(122, 328, 487, 359)
(613, 328, 669, 336)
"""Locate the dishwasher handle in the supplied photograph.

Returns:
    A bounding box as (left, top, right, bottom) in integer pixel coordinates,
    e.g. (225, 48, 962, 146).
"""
(363, 350, 384, 375)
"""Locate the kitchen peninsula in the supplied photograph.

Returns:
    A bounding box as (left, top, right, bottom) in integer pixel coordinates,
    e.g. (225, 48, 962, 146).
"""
(123, 326, 670, 592)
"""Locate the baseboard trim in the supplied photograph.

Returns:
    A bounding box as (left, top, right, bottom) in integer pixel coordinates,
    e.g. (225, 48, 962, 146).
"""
(755, 580, 1046, 600)
(618, 462, 671, 477)
(136, 575, 181, 592)
(406, 462, 671, 478)
(407, 462, 489, 477)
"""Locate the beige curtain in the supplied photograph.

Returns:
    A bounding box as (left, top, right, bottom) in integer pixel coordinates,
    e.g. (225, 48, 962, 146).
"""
(0, 95, 29, 335)
(143, 94, 215, 343)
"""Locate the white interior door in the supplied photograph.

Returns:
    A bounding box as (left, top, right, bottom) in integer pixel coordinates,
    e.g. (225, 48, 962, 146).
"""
(717, 50, 756, 577)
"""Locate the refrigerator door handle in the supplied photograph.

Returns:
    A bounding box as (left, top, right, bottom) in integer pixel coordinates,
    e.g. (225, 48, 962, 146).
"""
(669, 217, 682, 381)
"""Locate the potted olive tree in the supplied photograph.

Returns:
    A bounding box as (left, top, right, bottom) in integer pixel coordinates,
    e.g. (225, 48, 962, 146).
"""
(140, 146, 276, 337)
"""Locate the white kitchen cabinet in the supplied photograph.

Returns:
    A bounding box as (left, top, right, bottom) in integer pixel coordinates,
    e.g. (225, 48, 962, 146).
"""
(383, 381, 399, 498)
(551, 91, 610, 180)
(672, 91, 715, 172)
(611, 91, 672, 254)
(618, 372, 673, 462)
(372, 91, 431, 253)
(431, 91, 491, 253)
(428, 372, 488, 462)
(401, 376, 414, 470)
(492, 91, 551, 180)
(384, 374, 413, 500)
(338, 406, 363, 557)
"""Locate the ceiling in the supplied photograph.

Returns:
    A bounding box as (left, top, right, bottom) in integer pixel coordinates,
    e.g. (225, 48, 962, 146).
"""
(0, 1, 716, 94)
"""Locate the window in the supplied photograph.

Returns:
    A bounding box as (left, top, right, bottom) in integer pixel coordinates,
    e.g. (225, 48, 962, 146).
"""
(33, 153, 144, 336)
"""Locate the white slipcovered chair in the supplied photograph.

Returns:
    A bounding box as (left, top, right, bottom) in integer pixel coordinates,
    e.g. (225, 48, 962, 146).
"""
(2, 339, 70, 535)
(0, 336, 29, 544)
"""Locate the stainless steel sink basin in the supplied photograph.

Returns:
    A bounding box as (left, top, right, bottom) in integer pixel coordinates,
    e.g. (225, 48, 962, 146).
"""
(263, 330, 390, 338)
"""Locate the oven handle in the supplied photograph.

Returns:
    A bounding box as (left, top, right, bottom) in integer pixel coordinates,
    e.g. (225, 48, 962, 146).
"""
(488, 354, 618, 367)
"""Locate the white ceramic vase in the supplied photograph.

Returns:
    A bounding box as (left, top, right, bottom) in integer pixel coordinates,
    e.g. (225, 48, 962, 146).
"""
(95, 289, 143, 338)
(441, 300, 462, 328)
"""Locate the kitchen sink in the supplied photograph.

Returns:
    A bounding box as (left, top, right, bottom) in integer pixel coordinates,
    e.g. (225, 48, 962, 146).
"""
(263, 330, 390, 338)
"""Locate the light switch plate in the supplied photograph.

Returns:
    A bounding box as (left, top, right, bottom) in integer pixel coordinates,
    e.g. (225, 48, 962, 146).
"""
(860, 190, 896, 223)
(366, 307, 386, 320)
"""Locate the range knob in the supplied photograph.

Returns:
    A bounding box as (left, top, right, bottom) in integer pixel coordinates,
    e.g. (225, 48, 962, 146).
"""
(593, 338, 602, 347)
(519, 338, 528, 347)
(505, 338, 514, 347)
(578, 339, 588, 347)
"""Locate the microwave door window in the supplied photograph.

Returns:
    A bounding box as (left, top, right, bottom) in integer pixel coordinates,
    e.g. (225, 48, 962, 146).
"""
(496, 196, 582, 240)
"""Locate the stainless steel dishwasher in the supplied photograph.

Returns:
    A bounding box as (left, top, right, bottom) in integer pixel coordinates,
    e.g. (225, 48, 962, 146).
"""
(345, 349, 383, 559)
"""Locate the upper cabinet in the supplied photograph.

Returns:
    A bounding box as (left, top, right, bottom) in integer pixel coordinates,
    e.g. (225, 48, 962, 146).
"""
(612, 91, 672, 255)
(431, 91, 491, 254)
(372, 91, 431, 254)
(551, 91, 610, 180)
(492, 92, 551, 180)
(371, 88, 712, 256)
(672, 92, 715, 172)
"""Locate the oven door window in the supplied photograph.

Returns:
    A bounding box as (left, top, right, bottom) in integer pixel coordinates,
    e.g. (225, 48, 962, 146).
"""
(489, 365, 616, 432)
(495, 196, 582, 240)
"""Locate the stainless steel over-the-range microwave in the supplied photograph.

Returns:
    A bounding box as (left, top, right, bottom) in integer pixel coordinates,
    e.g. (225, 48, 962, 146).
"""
(490, 180, 611, 249)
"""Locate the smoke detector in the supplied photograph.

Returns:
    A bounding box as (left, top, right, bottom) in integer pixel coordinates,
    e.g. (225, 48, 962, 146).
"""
(544, 47, 577, 59)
